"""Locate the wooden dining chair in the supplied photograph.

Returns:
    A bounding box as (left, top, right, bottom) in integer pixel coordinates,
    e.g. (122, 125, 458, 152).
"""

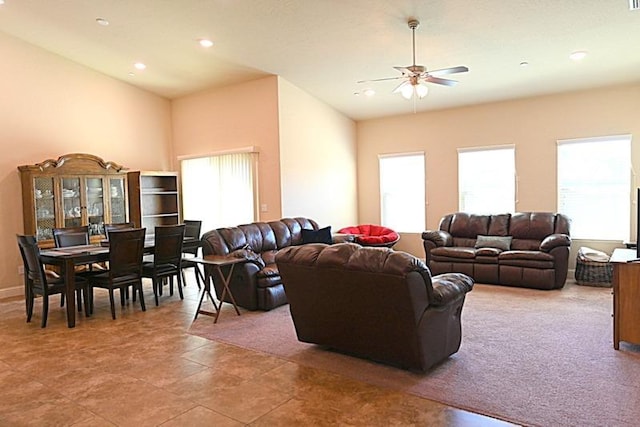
(142, 224, 186, 306)
(17, 234, 88, 327)
(181, 220, 204, 289)
(53, 225, 88, 310)
(53, 225, 90, 247)
(53, 225, 107, 308)
(87, 228, 146, 319)
(104, 222, 134, 240)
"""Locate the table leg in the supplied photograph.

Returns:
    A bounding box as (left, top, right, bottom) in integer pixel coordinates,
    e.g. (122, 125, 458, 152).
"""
(63, 258, 76, 328)
(214, 264, 241, 323)
(194, 270, 220, 321)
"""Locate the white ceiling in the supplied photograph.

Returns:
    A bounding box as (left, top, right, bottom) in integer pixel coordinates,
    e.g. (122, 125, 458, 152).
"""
(0, 0, 639, 121)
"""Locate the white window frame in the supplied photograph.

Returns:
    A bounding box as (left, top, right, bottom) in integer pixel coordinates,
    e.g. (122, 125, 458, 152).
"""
(457, 145, 516, 214)
(179, 148, 259, 232)
(557, 135, 632, 241)
(379, 152, 426, 233)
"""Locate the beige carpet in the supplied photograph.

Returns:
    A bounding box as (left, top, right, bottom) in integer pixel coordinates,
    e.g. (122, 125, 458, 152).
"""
(188, 283, 640, 427)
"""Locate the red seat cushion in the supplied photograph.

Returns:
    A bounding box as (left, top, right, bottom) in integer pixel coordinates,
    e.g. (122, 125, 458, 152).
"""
(337, 224, 399, 244)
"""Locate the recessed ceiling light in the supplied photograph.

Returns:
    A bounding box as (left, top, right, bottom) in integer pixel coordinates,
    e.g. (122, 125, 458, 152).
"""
(363, 88, 376, 97)
(0, 1, 5, 5)
(198, 39, 214, 48)
(134, 62, 146, 70)
(570, 51, 587, 61)
(519, 61, 529, 67)
(95, 17, 109, 26)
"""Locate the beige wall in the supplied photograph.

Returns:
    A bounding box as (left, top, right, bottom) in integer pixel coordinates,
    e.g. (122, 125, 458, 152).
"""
(171, 76, 283, 221)
(357, 84, 640, 259)
(277, 77, 358, 229)
(0, 32, 172, 296)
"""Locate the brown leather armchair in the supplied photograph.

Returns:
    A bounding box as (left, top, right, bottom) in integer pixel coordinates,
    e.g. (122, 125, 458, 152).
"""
(276, 243, 474, 372)
(422, 212, 571, 289)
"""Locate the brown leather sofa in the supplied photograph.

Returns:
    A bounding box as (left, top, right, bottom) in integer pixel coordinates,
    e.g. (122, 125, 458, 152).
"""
(201, 217, 319, 311)
(422, 212, 571, 290)
(275, 243, 474, 372)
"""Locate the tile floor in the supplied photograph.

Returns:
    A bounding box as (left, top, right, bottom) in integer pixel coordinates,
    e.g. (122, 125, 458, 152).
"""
(0, 276, 516, 426)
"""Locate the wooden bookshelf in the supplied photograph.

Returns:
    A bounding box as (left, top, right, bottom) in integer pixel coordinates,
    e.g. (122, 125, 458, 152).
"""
(127, 171, 181, 235)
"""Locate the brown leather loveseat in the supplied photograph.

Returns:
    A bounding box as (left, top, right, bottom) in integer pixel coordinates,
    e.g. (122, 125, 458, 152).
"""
(275, 243, 474, 372)
(422, 212, 571, 290)
(201, 217, 319, 311)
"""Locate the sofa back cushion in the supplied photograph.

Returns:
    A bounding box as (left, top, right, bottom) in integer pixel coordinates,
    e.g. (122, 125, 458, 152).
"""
(449, 213, 490, 238)
(202, 217, 319, 256)
(488, 214, 511, 236)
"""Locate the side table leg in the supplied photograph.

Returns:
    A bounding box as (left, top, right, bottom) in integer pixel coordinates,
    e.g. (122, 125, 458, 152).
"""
(194, 271, 219, 321)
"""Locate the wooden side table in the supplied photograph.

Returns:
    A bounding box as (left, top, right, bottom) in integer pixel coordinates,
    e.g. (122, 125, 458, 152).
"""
(190, 255, 243, 323)
(610, 248, 640, 349)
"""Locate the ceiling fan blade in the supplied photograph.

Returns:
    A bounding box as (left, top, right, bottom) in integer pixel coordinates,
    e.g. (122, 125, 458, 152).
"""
(392, 80, 411, 93)
(425, 76, 458, 86)
(357, 76, 404, 84)
(428, 66, 469, 76)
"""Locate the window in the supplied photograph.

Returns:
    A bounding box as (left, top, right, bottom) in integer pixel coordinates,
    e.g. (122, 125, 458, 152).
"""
(557, 135, 631, 240)
(379, 153, 425, 233)
(458, 146, 515, 214)
(180, 151, 257, 232)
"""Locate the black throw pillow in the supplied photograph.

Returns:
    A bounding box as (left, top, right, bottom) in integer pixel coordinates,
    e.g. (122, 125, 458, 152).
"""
(301, 226, 332, 244)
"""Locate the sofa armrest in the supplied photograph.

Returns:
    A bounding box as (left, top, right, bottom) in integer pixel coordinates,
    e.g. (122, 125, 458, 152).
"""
(540, 234, 571, 252)
(421, 230, 452, 247)
(430, 273, 474, 307)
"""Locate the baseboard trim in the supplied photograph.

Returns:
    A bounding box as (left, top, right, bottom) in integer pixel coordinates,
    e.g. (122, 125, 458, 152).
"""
(0, 286, 23, 300)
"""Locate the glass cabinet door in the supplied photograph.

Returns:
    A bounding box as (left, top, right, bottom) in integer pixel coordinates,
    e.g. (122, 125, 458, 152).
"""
(34, 177, 56, 241)
(85, 177, 105, 236)
(109, 177, 127, 226)
(61, 177, 83, 228)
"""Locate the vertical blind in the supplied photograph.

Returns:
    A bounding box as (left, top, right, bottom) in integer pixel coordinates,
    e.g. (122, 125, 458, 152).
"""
(557, 135, 631, 240)
(379, 153, 425, 233)
(181, 152, 256, 233)
(458, 146, 515, 214)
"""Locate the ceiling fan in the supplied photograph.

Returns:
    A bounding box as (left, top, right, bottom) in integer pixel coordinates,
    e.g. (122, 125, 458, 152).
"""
(358, 19, 469, 100)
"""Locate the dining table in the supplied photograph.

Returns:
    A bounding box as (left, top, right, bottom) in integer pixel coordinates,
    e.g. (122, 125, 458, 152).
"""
(39, 236, 200, 328)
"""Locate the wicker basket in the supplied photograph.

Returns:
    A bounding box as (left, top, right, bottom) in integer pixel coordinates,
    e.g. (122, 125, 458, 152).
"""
(575, 252, 613, 287)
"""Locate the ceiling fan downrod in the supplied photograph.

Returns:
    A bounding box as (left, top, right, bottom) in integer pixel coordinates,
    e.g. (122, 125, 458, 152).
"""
(408, 19, 420, 67)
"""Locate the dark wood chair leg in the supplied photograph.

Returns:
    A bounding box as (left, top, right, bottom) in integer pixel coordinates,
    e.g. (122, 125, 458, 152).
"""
(41, 295, 49, 328)
(108, 289, 116, 320)
(177, 274, 184, 300)
(153, 279, 160, 306)
(76, 290, 83, 312)
(84, 288, 90, 318)
(26, 289, 34, 323)
(138, 283, 146, 311)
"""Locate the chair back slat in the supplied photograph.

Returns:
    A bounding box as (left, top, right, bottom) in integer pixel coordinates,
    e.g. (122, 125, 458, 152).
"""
(108, 228, 146, 278)
(154, 225, 186, 266)
(53, 226, 90, 247)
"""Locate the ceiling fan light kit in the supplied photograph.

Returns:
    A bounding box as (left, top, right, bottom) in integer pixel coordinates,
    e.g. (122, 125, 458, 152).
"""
(358, 18, 468, 101)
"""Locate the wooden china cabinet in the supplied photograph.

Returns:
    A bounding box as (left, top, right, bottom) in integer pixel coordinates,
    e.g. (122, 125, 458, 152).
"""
(18, 153, 129, 248)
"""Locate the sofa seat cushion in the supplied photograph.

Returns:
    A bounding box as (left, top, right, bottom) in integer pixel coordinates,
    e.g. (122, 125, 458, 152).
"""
(499, 250, 554, 269)
(475, 247, 502, 257)
(256, 264, 282, 288)
(431, 247, 476, 260)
